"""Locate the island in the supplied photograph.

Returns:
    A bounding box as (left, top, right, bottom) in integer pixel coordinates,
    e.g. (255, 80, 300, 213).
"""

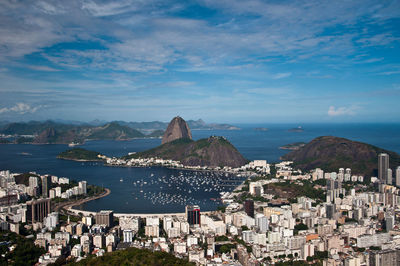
(279, 142, 306, 150)
(288, 126, 304, 132)
(254, 127, 268, 131)
(57, 148, 104, 161)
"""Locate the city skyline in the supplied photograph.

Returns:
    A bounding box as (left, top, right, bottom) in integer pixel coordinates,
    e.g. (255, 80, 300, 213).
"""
(0, 0, 400, 123)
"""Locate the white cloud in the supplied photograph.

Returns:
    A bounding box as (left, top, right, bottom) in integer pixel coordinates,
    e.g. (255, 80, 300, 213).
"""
(0, 103, 42, 114)
(328, 105, 358, 117)
(272, 72, 292, 79)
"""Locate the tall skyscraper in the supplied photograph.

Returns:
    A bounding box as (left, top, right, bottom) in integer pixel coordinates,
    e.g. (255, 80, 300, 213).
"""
(396, 166, 400, 187)
(378, 153, 389, 183)
(41, 175, 51, 198)
(244, 200, 254, 218)
(186, 205, 200, 225)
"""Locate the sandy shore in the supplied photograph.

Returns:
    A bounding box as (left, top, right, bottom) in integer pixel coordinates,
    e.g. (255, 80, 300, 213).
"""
(55, 188, 111, 214)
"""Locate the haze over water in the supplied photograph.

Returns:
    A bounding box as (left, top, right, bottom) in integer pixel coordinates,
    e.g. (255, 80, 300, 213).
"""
(1, 123, 400, 213)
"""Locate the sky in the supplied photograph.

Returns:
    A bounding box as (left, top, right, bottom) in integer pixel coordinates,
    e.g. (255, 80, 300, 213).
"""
(0, 0, 400, 124)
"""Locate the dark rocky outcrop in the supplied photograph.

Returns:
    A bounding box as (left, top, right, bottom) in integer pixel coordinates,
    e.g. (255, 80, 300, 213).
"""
(282, 136, 400, 177)
(162, 116, 192, 144)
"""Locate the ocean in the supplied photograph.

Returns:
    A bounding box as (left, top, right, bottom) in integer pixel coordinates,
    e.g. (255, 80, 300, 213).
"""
(1, 123, 399, 213)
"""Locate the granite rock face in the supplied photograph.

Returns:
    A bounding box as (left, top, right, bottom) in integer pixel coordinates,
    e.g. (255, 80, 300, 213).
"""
(162, 116, 192, 144)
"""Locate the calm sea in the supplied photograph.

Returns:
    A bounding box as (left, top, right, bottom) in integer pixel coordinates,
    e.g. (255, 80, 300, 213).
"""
(0, 123, 399, 213)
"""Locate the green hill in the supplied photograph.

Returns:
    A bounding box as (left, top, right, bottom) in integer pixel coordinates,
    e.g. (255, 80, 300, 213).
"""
(87, 122, 145, 140)
(57, 148, 103, 161)
(282, 136, 400, 177)
(68, 247, 194, 266)
(126, 136, 247, 168)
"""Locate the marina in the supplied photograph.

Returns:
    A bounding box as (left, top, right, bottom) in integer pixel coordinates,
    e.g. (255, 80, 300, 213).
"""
(1, 124, 400, 214)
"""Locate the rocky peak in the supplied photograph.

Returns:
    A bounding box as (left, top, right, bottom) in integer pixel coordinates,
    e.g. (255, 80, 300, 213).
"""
(162, 116, 192, 144)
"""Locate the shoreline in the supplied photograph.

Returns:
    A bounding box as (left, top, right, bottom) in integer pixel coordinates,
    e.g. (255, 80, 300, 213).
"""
(56, 188, 111, 214)
(61, 157, 255, 177)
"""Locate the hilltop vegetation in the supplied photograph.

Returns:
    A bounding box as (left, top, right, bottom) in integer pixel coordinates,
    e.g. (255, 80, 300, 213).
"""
(68, 247, 194, 266)
(87, 122, 144, 140)
(0, 232, 45, 266)
(283, 136, 400, 177)
(57, 148, 103, 161)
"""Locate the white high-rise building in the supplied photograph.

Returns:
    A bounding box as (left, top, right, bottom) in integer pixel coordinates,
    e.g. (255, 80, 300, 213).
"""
(44, 212, 59, 230)
(387, 169, 393, 185)
(79, 181, 87, 195)
(55, 187, 62, 197)
(29, 176, 39, 188)
(255, 214, 268, 233)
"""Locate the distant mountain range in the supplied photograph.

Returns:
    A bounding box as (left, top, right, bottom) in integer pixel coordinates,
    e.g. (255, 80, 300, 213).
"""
(0, 119, 239, 144)
(0, 121, 160, 144)
(113, 118, 240, 133)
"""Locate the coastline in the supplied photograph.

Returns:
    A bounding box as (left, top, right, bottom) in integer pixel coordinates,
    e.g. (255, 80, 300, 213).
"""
(55, 188, 111, 214)
(60, 168, 248, 217)
(57, 157, 105, 162)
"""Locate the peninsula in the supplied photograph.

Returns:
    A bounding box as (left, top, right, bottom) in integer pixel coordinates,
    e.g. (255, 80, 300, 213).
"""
(126, 116, 247, 168)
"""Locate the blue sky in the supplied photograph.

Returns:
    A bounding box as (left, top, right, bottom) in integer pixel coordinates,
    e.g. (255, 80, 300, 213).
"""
(0, 0, 400, 123)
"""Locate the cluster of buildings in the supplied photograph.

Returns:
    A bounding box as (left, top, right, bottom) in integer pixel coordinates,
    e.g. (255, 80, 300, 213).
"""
(0, 170, 88, 234)
(2, 152, 400, 265)
(105, 155, 268, 175)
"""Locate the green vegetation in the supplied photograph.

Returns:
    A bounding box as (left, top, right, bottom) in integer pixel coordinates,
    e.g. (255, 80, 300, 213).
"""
(68, 247, 194, 266)
(294, 223, 308, 235)
(264, 180, 325, 202)
(126, 138, 194, 160)
(0, 138, 11, 144)
(87, 122, 145, 140)
(58, 148, 102, 161)
(14, 172, 40, 186)
(234, 236, 252, 253)
(215, 235, 229, 242)
(0, 231, 45, 265)
(219, 244, 235, 253)
(284, 136, 400, 177)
